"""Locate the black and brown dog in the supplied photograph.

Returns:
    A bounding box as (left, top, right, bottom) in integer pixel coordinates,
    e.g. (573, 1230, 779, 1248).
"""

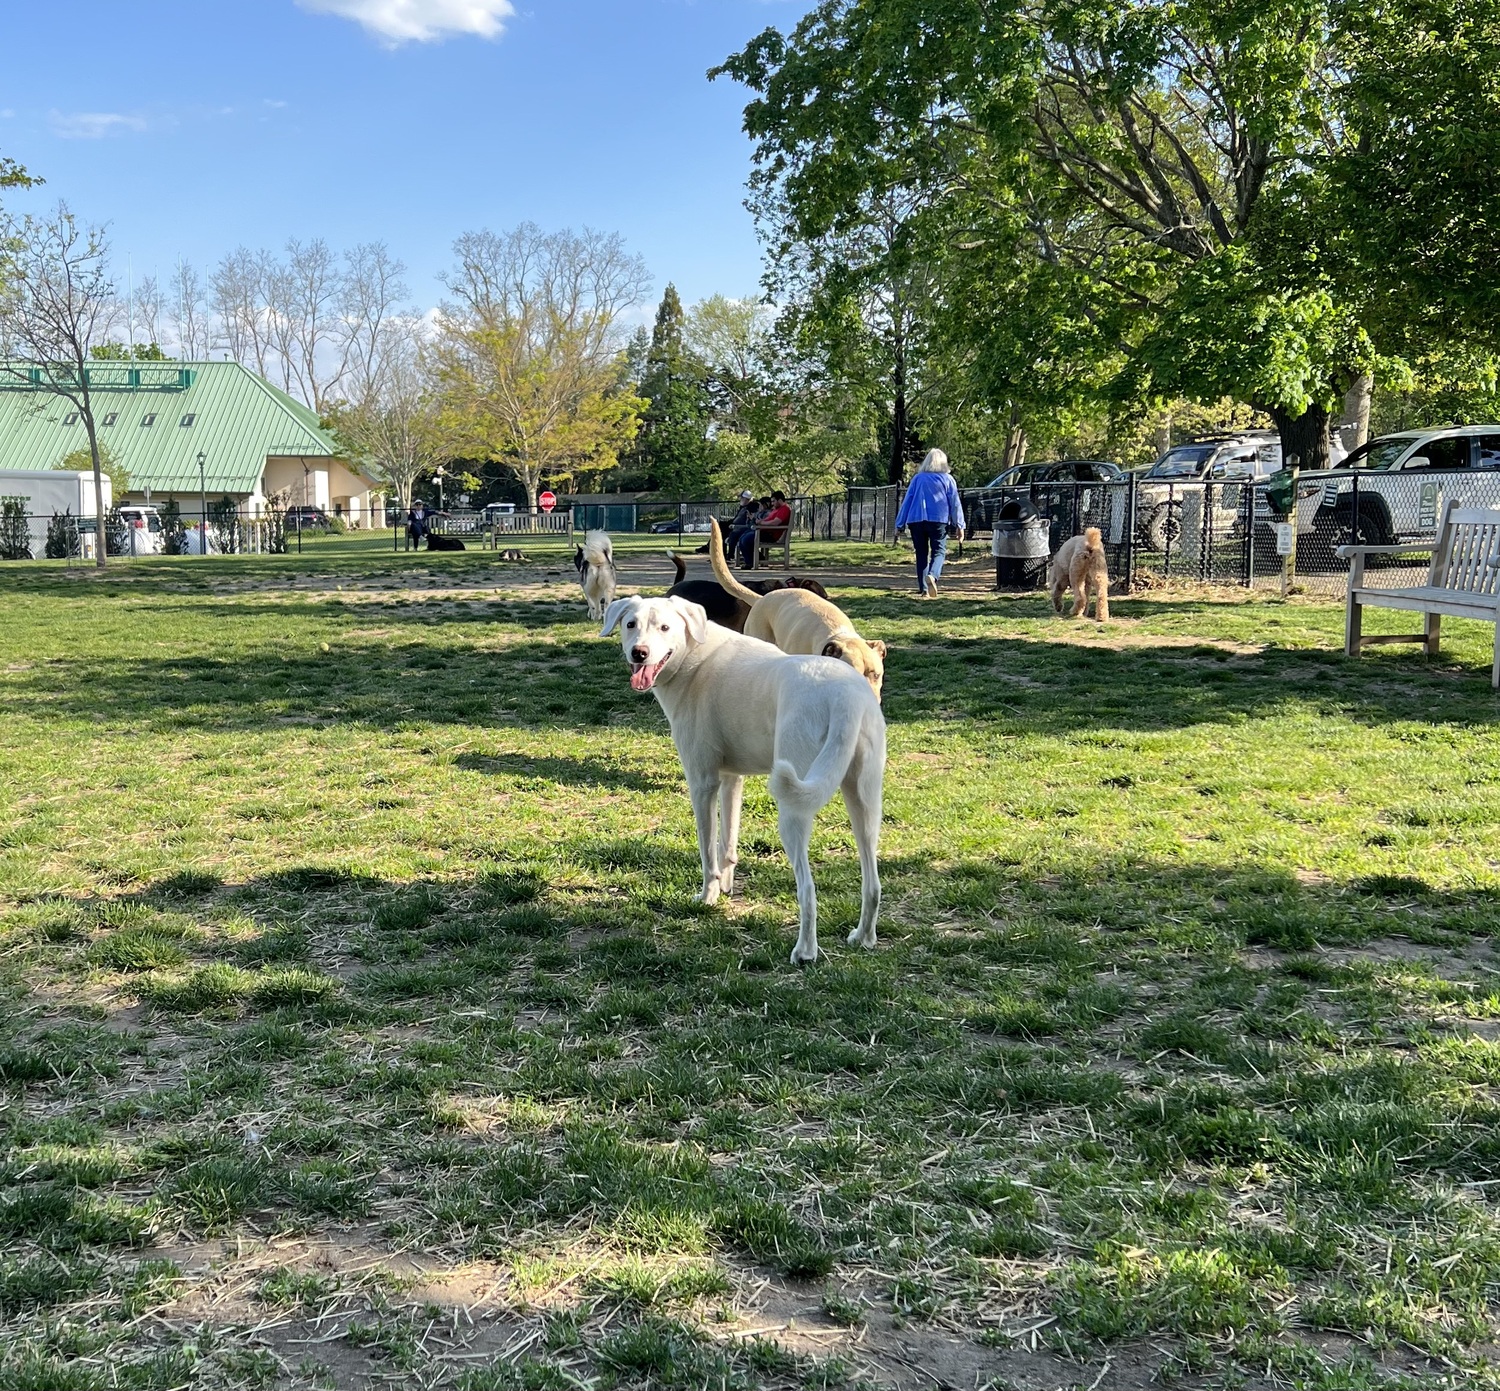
(664, 553, 830, 633)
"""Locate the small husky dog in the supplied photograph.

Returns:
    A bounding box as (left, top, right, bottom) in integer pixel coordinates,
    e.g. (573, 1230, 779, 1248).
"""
(1049, 526, 1110, 622)
(575, 530, 617, 621)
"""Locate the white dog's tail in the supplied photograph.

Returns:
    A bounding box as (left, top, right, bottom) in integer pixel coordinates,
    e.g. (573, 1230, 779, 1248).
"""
(770, 713, 865, 812)
(583, 530, 613, 566)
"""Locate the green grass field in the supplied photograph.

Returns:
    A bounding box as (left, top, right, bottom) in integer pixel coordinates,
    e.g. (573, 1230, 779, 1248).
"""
(2, 543, 1500, 1390)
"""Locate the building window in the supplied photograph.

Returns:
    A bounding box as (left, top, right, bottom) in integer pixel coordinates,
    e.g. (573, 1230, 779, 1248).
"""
(102, 412, 117, 427)
(63, 412, 78, 425)
(141, 413, 156, 427)
(179, 413, 195, 427)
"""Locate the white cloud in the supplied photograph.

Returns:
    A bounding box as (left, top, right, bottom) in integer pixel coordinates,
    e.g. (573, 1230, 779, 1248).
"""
(48, 110, 149, 140)
(295, 0, 514, 45)
(0, 110, 14, 120)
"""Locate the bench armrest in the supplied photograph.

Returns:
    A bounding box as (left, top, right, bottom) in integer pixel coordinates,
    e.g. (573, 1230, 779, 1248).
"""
(1335, 542, 1435, 560)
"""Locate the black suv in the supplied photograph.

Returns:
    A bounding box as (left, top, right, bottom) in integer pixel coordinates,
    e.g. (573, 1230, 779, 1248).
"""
(966, 460, 1124, 534)
(284, 506, 331, 530)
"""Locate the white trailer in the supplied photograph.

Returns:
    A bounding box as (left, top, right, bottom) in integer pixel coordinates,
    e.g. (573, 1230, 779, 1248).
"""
(0, 469, 112, 559)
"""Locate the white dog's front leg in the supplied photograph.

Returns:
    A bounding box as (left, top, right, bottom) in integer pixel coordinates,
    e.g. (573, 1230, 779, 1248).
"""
(779, 805, 818, 965)
(717, 775, 744, 896)
(689, 777, 723, 904)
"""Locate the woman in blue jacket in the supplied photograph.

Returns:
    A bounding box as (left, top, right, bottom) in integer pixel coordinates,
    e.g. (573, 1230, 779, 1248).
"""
(894, 449, 965, 597)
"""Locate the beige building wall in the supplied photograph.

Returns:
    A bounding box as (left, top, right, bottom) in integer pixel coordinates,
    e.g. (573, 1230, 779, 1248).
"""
(263, 456, 380, 525)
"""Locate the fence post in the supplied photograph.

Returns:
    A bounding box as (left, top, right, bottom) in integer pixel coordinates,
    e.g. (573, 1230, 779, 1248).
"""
(1164, 483, 1175, 579)
(1281, 463, 1300, 597)
(1125, 473, 1137, 593)
(1242, 481, 1254, 588)
(1202, 483, 1214, 582)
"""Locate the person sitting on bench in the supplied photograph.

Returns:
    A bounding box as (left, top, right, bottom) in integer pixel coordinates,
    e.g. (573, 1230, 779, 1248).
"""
(737, 490, 790, 567)
(723, 490, 757, 558)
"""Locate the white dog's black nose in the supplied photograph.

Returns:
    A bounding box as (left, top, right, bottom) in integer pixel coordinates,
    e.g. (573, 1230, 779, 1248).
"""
(630, 645, 649, 663)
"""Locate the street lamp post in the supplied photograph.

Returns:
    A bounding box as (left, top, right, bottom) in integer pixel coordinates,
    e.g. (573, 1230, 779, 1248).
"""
(197, 451, 207, 556)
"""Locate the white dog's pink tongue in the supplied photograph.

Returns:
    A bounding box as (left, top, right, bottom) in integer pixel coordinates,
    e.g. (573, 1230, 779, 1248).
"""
(630, 660, 665, 692)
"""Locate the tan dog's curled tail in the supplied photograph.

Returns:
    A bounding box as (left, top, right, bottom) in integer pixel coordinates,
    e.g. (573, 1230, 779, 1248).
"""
(1084, 526, 1103, 550)
(708, 520, 763, 607)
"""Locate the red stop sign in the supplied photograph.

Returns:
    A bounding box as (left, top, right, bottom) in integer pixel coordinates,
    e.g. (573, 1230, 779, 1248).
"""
(538, 491, 557, 513)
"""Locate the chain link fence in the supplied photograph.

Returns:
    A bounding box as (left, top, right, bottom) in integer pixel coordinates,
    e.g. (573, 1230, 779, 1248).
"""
(957, 470, 1500, 597)
(0, 504, 304, 560)
(6, 472, 1491, 598)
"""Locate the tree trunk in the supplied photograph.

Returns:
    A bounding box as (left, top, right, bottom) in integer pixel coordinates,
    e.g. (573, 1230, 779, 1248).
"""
(86, 417, 106, 569)
(1341, 373, 1373, 451)
(888, 375, 908, 485)
(1002, 404, 1027, 472)
(1268, 401, 1333, 472)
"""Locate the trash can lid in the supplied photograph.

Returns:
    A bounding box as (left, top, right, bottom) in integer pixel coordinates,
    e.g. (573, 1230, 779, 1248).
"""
(996, 498, 1041, 523)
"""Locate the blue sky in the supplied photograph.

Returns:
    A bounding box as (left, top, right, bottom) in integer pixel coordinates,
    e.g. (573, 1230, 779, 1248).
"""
(0, 0, 806, 318)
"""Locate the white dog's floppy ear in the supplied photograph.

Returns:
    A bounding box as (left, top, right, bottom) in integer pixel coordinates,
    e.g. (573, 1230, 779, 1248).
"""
(600, 596, 636, 637)
(668, 596, 708, 646)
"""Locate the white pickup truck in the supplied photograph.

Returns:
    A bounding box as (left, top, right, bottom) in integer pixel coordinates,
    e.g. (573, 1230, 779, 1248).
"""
(1282, 425, 1500, 545)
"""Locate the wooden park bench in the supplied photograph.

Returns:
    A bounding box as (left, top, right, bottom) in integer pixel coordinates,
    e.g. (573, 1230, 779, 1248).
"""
(749, 522, 792, 570)
(1340, 500, 1500, 687)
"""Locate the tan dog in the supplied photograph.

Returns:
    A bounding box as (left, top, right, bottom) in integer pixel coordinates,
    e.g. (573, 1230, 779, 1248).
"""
(1049, 527, 1111, 621)
(709, 520, 887, 700)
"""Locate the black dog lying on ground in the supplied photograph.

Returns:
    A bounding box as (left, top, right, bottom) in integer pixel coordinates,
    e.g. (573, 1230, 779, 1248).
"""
(426, 534, 465, 551)
(664, 552, 830, 634)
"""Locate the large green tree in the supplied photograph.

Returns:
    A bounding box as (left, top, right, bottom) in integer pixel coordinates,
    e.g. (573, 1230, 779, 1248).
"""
(633, 285, 714, 496)
(715, 0, 1500, 470)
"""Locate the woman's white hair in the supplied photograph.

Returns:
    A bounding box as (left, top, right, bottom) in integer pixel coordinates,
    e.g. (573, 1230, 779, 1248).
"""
(918, 448, 950, 474)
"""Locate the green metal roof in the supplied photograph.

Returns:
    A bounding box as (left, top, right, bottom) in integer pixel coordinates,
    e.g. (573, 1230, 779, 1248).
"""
(0, 361, 343, 493)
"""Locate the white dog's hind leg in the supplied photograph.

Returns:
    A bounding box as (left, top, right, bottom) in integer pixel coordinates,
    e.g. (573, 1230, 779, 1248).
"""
(843, 742, 884, 949)
(690, 776, 723, 904)
(717, 775, 744, 896)
(778, 805, 819, 965)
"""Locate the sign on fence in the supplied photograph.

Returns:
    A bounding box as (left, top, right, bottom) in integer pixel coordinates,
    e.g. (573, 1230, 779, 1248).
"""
(539, 491, 557, 513)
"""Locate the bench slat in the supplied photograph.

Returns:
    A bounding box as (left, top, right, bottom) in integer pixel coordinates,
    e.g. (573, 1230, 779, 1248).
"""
(1351, 585, 1500, 615)
(1347, 500, 1500, 687)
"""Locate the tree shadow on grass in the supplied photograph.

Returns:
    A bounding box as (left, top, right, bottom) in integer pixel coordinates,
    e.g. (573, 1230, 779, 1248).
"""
(453, 752, 674, 793)
(879, 631, 1500, 730)
(5, 598, 1498, 737)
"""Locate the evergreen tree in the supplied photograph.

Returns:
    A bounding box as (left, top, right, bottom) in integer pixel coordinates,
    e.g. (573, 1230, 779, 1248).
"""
(634, 285, 713, 496)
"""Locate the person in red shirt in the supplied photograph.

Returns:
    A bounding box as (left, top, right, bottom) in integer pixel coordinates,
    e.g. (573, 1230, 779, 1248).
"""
(736, 490, 790, 567)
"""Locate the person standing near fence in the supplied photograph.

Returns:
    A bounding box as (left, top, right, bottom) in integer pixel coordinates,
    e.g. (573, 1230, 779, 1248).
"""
(894, 449, 965, 597)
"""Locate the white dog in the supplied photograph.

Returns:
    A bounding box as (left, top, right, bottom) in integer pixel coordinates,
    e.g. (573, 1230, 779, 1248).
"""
(575, 531, 616, 622)
(602, 594, 885, 964)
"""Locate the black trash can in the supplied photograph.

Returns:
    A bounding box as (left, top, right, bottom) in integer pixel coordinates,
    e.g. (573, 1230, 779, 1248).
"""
(991, 499, 1050, 588)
